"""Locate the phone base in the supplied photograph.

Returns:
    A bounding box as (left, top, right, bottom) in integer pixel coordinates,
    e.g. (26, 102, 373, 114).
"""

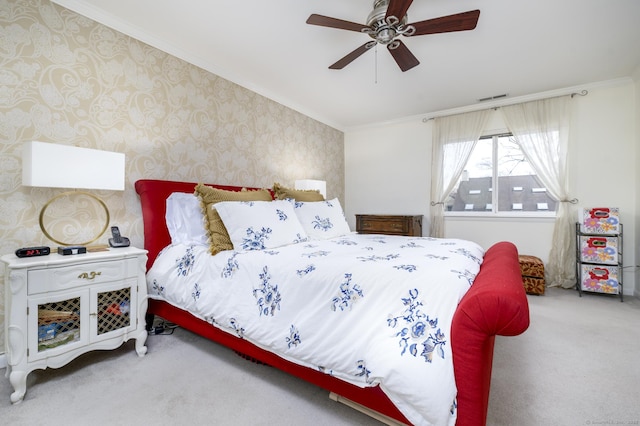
(109, 237, 130, 248)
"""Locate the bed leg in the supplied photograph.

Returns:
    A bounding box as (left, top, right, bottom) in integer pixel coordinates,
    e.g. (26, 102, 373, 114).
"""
(145, 313, 155, 332)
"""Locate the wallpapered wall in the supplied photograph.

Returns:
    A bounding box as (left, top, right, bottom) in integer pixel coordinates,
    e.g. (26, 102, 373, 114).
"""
(0, 0, 344, 354)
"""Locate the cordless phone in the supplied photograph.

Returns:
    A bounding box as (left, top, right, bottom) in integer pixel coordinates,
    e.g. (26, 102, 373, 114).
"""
(109, 226, 130, 248)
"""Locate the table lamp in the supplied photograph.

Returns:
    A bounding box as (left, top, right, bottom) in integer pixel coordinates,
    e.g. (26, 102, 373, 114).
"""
(22, 141, 125, 246)
(294, 179, 327, 198)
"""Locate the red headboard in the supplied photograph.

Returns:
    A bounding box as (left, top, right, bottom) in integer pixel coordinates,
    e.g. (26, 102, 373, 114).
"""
(134, 179, 269, 270)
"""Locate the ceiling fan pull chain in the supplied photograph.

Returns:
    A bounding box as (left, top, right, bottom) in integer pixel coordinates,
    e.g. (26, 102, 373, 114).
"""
(375, 44, 378, 84)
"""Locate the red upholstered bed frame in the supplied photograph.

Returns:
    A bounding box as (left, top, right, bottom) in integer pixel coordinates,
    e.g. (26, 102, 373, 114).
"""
(135, 179, 529, 426)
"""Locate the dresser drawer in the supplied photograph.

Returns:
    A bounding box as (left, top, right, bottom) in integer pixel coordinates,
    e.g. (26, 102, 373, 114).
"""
(356, 215, 422, 236)
(28, 258, 139, 295)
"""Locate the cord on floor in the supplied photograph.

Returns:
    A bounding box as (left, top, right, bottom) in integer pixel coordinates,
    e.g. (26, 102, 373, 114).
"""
(148, 318, 179, 335)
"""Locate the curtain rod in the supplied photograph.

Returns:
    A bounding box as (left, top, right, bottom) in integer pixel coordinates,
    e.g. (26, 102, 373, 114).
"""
(570, 89, 589, 98)
(422, 90, 589, 123)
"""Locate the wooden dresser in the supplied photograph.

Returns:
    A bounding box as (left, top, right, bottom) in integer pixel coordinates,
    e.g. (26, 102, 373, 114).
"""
(355, 214, 423, 237)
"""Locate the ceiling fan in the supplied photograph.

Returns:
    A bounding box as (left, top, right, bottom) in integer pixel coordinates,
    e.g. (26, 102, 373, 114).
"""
(306, 0, 480, 72)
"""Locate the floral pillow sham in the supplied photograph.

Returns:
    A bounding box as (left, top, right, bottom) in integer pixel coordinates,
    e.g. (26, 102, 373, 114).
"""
(215, 200, 309, 251)
(293, 198, 351, 240)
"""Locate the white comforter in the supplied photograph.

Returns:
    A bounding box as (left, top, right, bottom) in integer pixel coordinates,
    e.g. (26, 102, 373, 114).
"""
(147, 234, 484, 426)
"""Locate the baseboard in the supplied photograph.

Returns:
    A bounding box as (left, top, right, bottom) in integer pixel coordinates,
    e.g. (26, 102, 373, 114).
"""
(0, 353, 6, 369)
(329, 392, 408, 426)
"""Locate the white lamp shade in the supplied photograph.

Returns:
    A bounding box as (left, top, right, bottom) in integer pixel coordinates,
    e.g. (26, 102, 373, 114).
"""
(23, 141, 125, 191)
(295, 179, 326, 198)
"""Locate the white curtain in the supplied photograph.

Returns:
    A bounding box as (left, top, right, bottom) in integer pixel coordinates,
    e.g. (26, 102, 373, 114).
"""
(501, 96, 576, 288)
(430, 110, 491, 237)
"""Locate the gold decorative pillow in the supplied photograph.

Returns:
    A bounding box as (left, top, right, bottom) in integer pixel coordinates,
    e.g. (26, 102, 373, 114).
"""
(273, 182, 325, 201)
(194, 184, 272, 255)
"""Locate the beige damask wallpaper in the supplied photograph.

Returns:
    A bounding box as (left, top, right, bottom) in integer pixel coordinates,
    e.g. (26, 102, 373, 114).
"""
(0, 0, 344, 354)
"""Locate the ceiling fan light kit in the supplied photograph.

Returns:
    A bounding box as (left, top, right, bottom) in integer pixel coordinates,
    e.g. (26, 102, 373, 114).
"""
(307, 0, 480, 72)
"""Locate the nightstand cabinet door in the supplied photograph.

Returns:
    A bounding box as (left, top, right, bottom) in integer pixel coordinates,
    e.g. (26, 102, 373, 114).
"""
(28, 288, 89, 362)
(91, 279, 138, 342)
(356, 214, 423, 237)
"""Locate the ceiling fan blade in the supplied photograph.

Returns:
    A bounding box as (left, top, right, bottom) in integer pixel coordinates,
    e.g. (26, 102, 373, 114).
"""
(387, 40, 419, 72)
(306, 14, 367, 32)
(385, 0, 414, 21)
(408, 10, 480, 36)
(329, 42, 375, 70)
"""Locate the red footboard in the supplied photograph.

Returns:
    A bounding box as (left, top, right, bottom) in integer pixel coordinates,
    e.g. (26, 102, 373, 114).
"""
(452, 241, 529, 426)
(135, 179, 529, 425)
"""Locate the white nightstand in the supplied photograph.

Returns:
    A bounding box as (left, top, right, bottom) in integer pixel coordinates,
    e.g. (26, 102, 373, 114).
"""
(2, 246, 148, 404)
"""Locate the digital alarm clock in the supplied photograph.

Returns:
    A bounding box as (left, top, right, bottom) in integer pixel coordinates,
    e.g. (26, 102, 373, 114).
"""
(15, 246, 51, 258)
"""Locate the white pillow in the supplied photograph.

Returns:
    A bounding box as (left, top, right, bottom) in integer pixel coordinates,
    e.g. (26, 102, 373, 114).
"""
(293, 198, 351, 240)
(165, 192, 208, 246)
(215, 200, 308, 251)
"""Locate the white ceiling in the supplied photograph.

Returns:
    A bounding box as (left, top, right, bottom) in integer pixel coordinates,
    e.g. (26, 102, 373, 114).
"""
(52, 0, 640, 130)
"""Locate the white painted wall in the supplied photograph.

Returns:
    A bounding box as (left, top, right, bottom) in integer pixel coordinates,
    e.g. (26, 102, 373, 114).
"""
(345, 79, 637, 296)
(634, 66, 640, 296)
(344, 119, 431, 225)
(567, 81, 636, 297)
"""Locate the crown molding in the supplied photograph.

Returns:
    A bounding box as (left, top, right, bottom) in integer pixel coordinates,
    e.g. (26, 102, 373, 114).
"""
(346, 77, 634, 132)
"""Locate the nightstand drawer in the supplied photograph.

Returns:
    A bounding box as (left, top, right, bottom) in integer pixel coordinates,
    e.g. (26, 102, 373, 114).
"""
(28, 258, 138, 295)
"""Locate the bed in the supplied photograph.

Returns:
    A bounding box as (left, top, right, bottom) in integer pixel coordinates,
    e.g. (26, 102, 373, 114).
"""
(135, 179, 529, 426)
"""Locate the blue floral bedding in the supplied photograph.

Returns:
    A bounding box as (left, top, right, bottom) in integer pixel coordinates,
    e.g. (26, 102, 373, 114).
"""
(147, 233, 484, 426)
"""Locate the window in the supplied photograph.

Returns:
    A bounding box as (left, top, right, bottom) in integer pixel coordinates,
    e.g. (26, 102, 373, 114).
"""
(445, 134, 557, 214)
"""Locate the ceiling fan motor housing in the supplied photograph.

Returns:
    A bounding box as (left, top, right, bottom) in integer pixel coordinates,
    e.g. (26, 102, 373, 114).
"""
(365, 0, 413, 47)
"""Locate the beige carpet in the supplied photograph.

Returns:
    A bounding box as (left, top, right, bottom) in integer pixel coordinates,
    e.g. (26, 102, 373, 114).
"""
(1, 287, 639, 425)
(488, 287, 640, 426)
(0, 325, 380, 425)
